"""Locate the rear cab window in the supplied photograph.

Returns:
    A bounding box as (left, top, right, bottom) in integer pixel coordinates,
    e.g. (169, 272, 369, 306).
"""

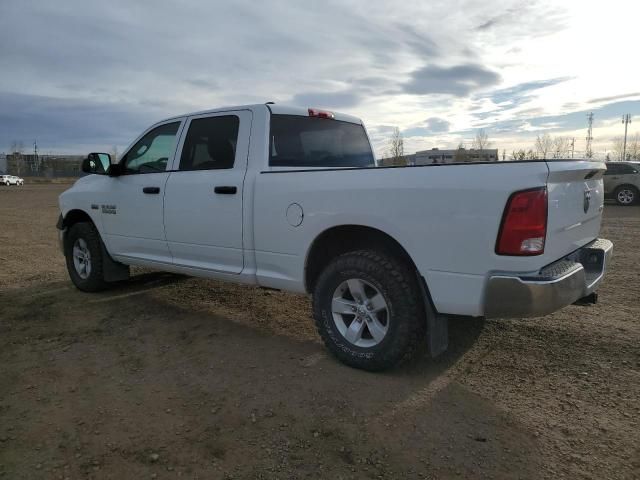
(269, 114, 375, 168)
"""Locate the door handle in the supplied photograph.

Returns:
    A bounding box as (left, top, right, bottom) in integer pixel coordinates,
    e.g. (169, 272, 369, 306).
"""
(214, 186, 237, 194)
(143, 186, 160, 194)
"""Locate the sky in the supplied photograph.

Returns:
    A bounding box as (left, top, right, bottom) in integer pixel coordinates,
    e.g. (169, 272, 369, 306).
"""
(0, 0, 638, 159)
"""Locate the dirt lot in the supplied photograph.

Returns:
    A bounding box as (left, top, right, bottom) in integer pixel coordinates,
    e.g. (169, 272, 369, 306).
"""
(1, 184, 638, 479)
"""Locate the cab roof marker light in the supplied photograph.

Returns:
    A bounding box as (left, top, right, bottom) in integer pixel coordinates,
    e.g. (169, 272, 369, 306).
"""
(308, 108, 335, 119)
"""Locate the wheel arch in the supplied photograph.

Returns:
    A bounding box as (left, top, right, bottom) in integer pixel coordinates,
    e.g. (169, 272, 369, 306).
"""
(614, 183, 639, 192)
(304, 224, 419, 294)
(60, 208, 129, 282)
(61, 209, 96, 229)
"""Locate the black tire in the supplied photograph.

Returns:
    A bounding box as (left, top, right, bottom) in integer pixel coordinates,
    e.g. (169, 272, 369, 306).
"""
(312, 250, 426, 371)
(613, 185, 638, 206)
(64, 222, 109, 292)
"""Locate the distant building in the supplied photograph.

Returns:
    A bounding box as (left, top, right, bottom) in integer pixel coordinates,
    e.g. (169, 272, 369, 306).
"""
(412, 148, 499, 165)
(379, 148, 500, 167)
(6, 153, 84, 177)
(0, 153, 6, 173)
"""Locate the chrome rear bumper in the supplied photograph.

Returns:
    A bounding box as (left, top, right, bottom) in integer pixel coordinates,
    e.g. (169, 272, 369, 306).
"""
(484, 238, 613, 318)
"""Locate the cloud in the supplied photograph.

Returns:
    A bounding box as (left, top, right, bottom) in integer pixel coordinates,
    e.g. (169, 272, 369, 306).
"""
(469, 77, 575, 126)
(395, 23, 440, 58)
(291, 91, 361, 109)
(424, 117, 451, 133)
(488, 77, 573, 105)
(0, 0, 633, 158)
(403, 117, 451, 137)
(588, 92, 640, 104)
(186, 78, 220, 90)
(0, 92, 161, 152)
(469, 100, 640, 137)
(476, 18, 498, 31)
(475, 2, 568, 37)
(404, 64, 501, 97)
(369, 125, 398, 135)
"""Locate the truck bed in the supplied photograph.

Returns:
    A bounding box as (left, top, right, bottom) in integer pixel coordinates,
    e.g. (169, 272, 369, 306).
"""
(252, 159, 605, 316)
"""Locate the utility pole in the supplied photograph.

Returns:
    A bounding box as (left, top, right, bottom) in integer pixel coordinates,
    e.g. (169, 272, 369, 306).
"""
(33, 139, 39, 173)
(622, 114, 632, 161)
(570, 137, 575, 159)
(585, 112, 594, 159)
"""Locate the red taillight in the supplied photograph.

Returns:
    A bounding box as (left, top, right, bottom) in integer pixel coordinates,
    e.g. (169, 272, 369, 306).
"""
(496, 187, 547, 256)
(308, 108, 334, 119)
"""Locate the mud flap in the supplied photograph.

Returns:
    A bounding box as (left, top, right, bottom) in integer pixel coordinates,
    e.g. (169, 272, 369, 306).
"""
(418, 274, 449, 357)
(100, 241, 130, 282)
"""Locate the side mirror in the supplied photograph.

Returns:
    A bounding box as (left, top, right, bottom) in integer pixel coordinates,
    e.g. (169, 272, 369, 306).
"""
(82, 153, 112, 175)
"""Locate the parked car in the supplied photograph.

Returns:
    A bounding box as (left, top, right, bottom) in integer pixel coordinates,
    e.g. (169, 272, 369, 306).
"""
(56, 104, 613, 371)
(1, 175, 24, 186)
(604, 161, 640, 205)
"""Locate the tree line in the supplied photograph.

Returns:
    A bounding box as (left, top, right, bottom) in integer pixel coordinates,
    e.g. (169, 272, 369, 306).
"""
(387, 128, 640, 163)
(609, 133, 640, 161)
(511, 133, 575, 160)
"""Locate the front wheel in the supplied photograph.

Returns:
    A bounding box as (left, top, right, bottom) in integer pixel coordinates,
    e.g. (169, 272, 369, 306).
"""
(64, 222, 109, 292)
(312, 250, 426, 371)
(614, 185, 638, 206)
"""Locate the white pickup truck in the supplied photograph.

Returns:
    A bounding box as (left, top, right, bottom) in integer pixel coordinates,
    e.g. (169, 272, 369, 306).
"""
(57, 103, 613, 370)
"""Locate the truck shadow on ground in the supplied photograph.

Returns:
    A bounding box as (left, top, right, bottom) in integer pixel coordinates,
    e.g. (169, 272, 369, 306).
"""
(0, 276, 541, 479)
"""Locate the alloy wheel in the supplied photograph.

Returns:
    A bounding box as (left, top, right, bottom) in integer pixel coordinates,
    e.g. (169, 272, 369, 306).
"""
(331, 278, 390, 348)
(72, 238, 92, 279)
(617, 188, 635, 205)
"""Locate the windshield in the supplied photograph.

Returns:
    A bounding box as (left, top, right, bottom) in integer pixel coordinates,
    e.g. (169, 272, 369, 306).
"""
(269, 114, 374, 168)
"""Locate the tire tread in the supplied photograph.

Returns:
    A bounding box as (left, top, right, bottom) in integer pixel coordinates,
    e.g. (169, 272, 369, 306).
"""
(312, 249, 426, 371)
(65, 222, 109, 292)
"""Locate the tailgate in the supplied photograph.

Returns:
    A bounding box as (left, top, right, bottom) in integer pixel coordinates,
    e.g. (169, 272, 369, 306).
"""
(544, 160, 606, 262)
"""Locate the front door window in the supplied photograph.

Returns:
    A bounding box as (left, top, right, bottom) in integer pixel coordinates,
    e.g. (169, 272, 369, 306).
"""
(121, 122, 181, 174)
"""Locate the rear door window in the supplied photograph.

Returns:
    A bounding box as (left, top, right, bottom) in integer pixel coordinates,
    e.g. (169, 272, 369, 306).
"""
(179, 116, 239, 171)
(269, 115, 374, 168)
(606, 163, 639, 175)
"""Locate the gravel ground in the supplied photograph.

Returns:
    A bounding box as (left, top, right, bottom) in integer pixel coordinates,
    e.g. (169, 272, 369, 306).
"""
(0, 184, 638, 479)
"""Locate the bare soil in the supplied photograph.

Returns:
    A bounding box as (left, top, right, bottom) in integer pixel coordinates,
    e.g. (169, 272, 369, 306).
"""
(1, 184, 638, 479)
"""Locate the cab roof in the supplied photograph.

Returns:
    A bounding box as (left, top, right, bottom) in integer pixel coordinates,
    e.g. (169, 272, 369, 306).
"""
(160, 103, 364, 126)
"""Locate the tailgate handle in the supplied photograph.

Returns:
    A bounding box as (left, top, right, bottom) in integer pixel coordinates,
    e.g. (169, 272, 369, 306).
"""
(214, 186, 237, 194)
(142, 186, 160, 194)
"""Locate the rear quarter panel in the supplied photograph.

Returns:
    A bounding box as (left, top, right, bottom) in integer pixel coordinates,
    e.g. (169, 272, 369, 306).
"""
(252, 162, 553, 315)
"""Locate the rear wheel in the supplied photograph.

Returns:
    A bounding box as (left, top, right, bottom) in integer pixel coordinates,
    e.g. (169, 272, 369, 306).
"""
(312, 250, 426, 371)
(64, 222, 109, 292)
(614, 185, 638, 206)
